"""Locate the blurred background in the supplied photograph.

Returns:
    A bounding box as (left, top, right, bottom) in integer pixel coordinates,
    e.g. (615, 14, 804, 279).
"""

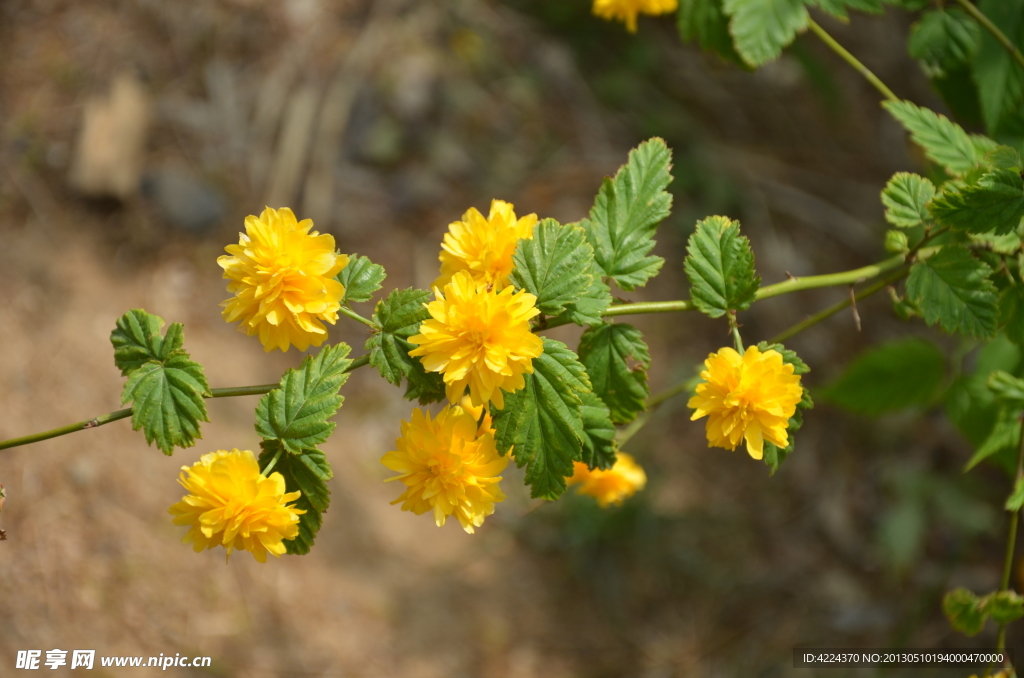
(0, 0, 1017, 675)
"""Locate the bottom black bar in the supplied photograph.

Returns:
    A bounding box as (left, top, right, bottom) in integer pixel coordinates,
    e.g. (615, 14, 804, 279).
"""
(793, 648, 1013, 668)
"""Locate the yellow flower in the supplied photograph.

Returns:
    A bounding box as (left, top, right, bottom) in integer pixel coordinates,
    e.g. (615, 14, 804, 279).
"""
(568, 453, 647, 507)
(409, 270, 544, 408)
(218, 207, 348, 352)
(169, 449, 305, 563)
(382, 404, 508, 533)
(436, 199, 538, 289)
(688, 346, 804, 460)
(592, 0, 678, 33)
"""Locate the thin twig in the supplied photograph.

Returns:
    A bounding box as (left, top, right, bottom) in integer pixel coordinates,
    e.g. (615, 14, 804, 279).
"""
(955, 0, 1024, 74)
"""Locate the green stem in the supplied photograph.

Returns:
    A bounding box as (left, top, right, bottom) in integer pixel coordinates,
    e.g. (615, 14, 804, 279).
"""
(0, 354, 371, 452)
(339, 305, 377, 329)
(731, 323, 744, 353)
(955, 0, 1024, 74)
(261, 446, 284, 476)
(995, 417, 1024, 656)
(770, 269, 909, 343)
(806, 18, 900, 103)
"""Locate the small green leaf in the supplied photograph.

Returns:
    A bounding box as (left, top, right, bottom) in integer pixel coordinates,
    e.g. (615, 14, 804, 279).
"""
(338, 254, 386, 303)
(510, 220, 594, 316)
(255, 343, 352, 455)
(987, 145, 1024, 170)
(987, 590, 1024, 624)
(580, 391, 617, 471)
(493, 338, 589, 500)
(111, 309, 184, 376)
(972, 0, 1024, 134)
(1006, 476, 1024, 511)
(258, 440, 332, 555)
(581, 138, 672, 292)
(821, 338, 945, 416)
(988, 370, 1024, 406)
(908, 8, 982, 73)
(965, 405, 1020, 470)
(881, 172, 936, 228)
(721, 0, 809, 67)
(930, 168, 1024, 235)
(578, 323, 652, 425)
(885, 230, 910, 254)
(684, 215, 760, 318)
(366, 288, 432, 387)
(121, 351, 211, 455)
(806, 0, 882, 21)
(1001, 284, 1024, 345)
(943, 588, 989, 636)
(677, 0, 745, 65)
(883, 100, 980, 175)
(907, 246, 999, 338)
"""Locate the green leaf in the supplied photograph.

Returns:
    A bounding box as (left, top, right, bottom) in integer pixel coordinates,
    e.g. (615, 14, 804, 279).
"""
(930, 169, 1024, 235)
(510, 220, 594, 316)
(121, 352, 211, 455)
(684, 215, 760, 318)
(885, 229, 910, 254)
(255, 343, 351, 455)
(403, 361, 447, 405)
(554, 266, 612, 327)
(988, 370, 1024, 406)
(366, 288, 431, 387)
(580, 391, 617, 471)
(986, 145, 1024, 170)
(821, 338, 945, 416)
(972, 0, 1024, 134)
(881, 172, 936, 228)
(883, 100, 980, 175)
(907, 246, 999, 338)
(111, 309, 184, 376)
(1001, 284, 1024, 345)
(493, 338, 589, 500)
(965, 405, 1020, 470)
(337, 254, 386, 303)
(1006, 476, 1024, 511)
(806, 0, 882, 21)
(987, 590, 1024, 624)
(581, 138, 672, 292)
(678, 0, 745, 65)
(578, 323, 652, 425)
(258, 440, 332, 555)
(908, 8, 981, 73)
(721, 0, 809, 67)
(943, 588, 989, 636)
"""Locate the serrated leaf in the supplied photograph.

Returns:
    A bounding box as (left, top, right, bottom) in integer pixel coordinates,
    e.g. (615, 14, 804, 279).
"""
(581, 138, 672, 292)
(338, 254, 386, 303)
(907, 246, 999, 338)
(580, 390, 617, 471)
(987, 590, 1024, 623)
(111, 309, 184, 376)
(554, 266, 613, 327)
(493, 338, 589, 499)
(883, 100, 980, 175)
(943, 588, 989, 636)
(684, 215, 760, 318)
(930, 168, 1024, 235)
(678, 0, 745, 65)
(988, 370, 1024, 406)
(510, 220, 594, 316)
(255, 343, 352, 454)
(821, 338, 945, 416)
(121, 351, 211, 455)
(972, 0, 1024, 134)
(987, 145, 1024, 170)
(258, 440, 332, 555)
(965, 405, 1020, 470)
(807, 0, 882, 21)
(365, 288, 432, 387)
(882, 172, 936, 228)
(908, 8, 981, 73)
(721, 0, 808, 67)
(578, 323, 652, 425)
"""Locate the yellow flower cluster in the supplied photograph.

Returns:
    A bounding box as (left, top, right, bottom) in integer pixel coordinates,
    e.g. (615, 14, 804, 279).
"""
(169, 449, 304, 562)
(568, 453, 647, 507)
(688, 346, 803, 460)
(592, 0, 678, 33)
(219, 207, 348, 353)
(382, 404, 507, 533)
